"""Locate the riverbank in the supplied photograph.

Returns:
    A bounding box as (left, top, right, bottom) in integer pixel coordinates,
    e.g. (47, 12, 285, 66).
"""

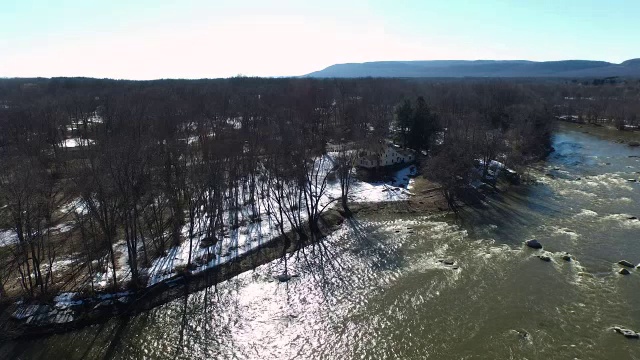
(0, 162, 522, 340)
(557, 119, 640, 146)
(0, 170, 454, 340)
(0, 208, 348, 340)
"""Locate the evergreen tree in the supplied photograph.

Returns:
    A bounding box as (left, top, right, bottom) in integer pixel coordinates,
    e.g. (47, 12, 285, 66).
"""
(395, 99, 413, 147)
(408, 96, 439, 151)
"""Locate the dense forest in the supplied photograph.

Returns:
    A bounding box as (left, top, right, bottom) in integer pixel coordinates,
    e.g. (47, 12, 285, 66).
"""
(0, 76, 638, 301)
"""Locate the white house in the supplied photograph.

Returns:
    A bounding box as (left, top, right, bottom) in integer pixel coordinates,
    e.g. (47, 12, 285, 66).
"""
(357, 141, 416, 169)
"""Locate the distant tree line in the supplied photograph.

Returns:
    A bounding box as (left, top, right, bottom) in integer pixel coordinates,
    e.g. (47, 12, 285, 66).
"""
(0, 76, 636, 299)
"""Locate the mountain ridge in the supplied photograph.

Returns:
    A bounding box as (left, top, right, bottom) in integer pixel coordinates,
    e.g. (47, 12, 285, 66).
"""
(305, 59, 640, 78)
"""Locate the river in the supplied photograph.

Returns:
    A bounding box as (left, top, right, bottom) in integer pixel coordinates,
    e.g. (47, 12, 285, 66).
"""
(2, 123, 640, 359)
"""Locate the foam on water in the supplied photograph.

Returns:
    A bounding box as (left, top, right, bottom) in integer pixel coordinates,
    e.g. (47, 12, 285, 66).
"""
(574, 209, 598, 218)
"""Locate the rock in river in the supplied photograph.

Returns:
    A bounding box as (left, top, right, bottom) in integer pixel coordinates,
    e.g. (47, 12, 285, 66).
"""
(561, 253, 572, 261)
(516, 329, 530, 340)
(619, 268, 631, 275)
(443, 259, 455, 265)
(618, 260, 635, 268)
(614, 327, 640, 339)
(537, 255, 552, 262)
(525, 239, 543, 249)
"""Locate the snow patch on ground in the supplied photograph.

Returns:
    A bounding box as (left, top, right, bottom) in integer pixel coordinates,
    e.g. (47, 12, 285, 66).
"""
(12, 305, 41, 320)
(54, 292, 83, 309)
(145, 198, 283, 286)
(0, 222, 73, 248)
(49, 222, 74, 234)
(62, 138, 95, 148)
(347, 181, 413, 202)
(324, 159, 416, 203)
(60, 198, 89, 216)
(0, 230, 18, 247)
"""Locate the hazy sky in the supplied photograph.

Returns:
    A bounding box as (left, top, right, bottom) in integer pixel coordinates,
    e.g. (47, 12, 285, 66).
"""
(1, 0, 638, 79)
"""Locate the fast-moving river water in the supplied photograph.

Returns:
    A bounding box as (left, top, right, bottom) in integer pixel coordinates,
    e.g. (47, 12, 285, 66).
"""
(2, 123, 640, 359)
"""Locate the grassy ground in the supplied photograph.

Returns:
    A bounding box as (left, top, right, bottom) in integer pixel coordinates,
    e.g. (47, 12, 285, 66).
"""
(350, 175, 448, 216)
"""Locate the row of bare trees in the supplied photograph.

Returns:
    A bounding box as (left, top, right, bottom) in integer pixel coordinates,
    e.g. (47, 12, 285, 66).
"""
(0, 78, 391, 297)
(0, 76, 626, 298)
